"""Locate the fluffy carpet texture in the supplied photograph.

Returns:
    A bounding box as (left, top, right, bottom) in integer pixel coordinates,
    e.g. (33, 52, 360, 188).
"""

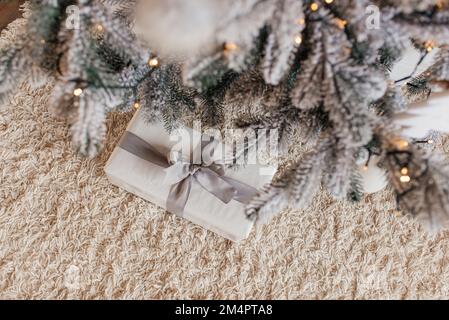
(2, 20, 449, 300)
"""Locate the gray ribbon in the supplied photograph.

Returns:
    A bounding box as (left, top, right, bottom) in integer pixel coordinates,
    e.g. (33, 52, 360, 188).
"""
(119, 131, 258, 216)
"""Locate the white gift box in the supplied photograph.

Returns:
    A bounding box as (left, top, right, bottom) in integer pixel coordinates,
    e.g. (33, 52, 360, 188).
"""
(105, 110, 275, 241)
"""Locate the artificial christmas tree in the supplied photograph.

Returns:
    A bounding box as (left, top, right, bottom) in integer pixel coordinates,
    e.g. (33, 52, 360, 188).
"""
(0, 0, 194, 156)
(141, 0, 449, 231)
(1, 0, 449, 233)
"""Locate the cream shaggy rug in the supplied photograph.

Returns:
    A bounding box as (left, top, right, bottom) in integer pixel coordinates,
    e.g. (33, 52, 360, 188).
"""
(2, 19, 449, 300)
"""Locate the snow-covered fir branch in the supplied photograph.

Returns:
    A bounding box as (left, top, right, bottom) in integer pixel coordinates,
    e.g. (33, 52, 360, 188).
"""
(1, 0, 449, 231)
(0, 0, 194, 157)
(159, 0, 449, 230)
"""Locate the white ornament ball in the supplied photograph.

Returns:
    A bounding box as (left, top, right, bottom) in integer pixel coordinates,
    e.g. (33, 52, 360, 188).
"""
(134, 0, 216, 55)
(358, 157, 389, 194)
(393, 91, 449, 139)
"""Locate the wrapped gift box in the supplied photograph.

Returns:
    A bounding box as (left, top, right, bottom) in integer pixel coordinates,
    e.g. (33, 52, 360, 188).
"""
(105, 109, 275, 241)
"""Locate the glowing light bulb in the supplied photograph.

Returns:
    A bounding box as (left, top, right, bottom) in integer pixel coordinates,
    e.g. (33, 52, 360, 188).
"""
(311, 3, 319, 11)
(425, 40, 436, 52)
(224, 42, 238, 52)
(148, 58, 159, 67)
(400, 175, 411, 183)
(73, 88, 83, 97)
(393, 138, 409, 150)
(96, 24, 104, 32)
(336, 18, 347, 29)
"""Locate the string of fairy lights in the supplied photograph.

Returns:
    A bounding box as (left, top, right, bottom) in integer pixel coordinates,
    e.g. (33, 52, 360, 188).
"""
(70, 0, 340, 109)
(207, 0, 442, 187)
(70, 21, 161, 111)
(67, 0, 445, 186)
(387, 39, 441, 185)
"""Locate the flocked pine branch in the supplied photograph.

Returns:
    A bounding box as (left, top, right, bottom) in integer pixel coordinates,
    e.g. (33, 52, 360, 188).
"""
(0, 0, 195, 157)
(162, 0, 449, 230)
(375, 126, 449, 233)
(2, 0, 449, 231)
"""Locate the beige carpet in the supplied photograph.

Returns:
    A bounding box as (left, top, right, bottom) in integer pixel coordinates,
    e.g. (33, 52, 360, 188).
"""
(2, 20, 449, 301)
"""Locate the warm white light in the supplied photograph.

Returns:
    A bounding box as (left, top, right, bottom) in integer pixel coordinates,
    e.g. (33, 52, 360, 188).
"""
(148, 58, 159, 67)
(336, 19, 347, 29)
(224, 42, 238, 52)
(96, 24, 104, 32)
(73, 88, 83, 97)
(294, 35, 303, 45)
(393, 138, 409, 150)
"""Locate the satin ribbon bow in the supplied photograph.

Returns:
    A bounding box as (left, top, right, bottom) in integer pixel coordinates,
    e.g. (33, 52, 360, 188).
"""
(119, 131, 258, 216)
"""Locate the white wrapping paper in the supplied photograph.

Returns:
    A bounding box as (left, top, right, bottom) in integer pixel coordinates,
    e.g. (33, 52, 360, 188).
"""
(105, 110, 275, 241)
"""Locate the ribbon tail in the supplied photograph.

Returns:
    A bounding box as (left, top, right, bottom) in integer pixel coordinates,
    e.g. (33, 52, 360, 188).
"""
(194, 168, 236, 204)
(166, 177, 193, 217)
(119, 132, 170, 168)
(221, 176, 259, 204)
